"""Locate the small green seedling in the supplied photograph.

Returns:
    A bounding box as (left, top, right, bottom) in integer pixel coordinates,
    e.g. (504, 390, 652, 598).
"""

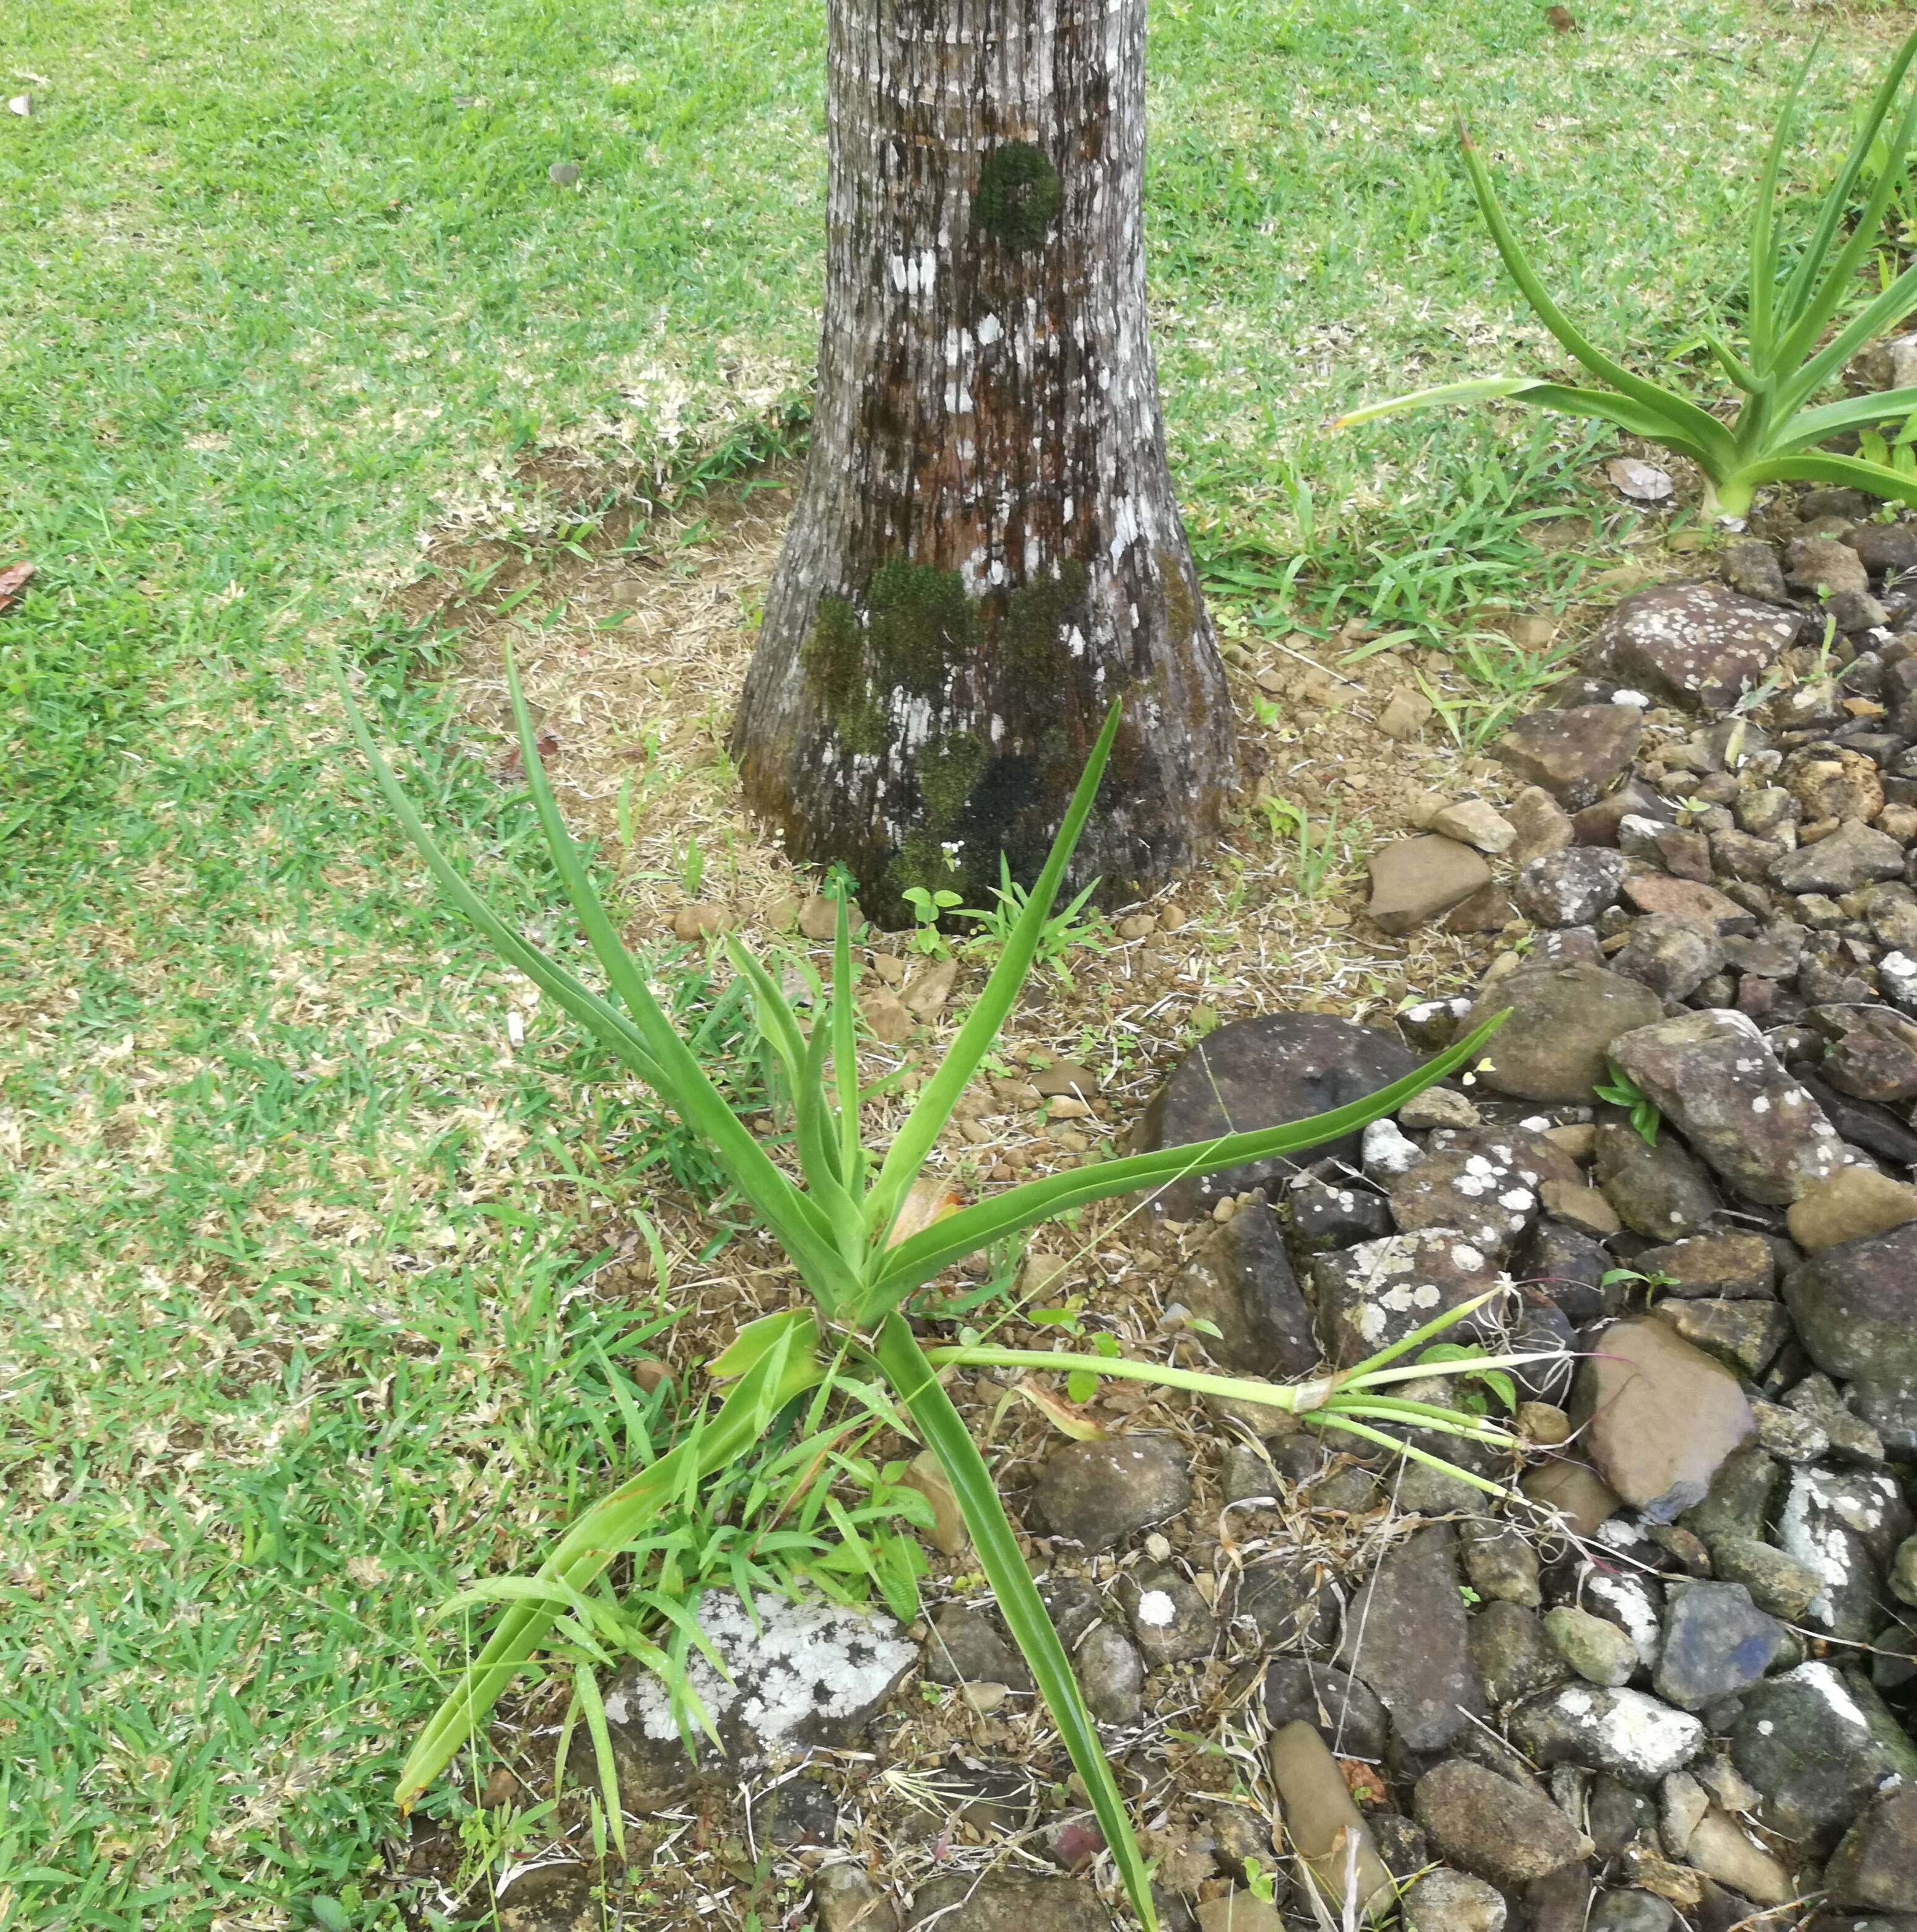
(901, 884, 962, 956)
(1594, 1061, 1662, 1147)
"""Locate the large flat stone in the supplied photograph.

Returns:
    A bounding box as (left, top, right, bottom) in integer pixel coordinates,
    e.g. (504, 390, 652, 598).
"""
(1463, 963, 1663, 1104)
(1589, 583, 1799, 712)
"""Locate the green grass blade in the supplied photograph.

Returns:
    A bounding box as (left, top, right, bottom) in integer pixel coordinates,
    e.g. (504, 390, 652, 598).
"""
(1329, 376, 1541, 427)
(1729, 450, 1917, 512)
(871, 1315, 1158, 1932)
(393, 1318, 824, 1810)
(573, 1662, 628, 1858)
(1458, 133, 1740, 473)
(1777, 25, 1917, 334)
(1306, 1412, 1518, 1501)
(499, 651, 845, 1296)
(1750, 37, 1823, 362)
(863, 701, 1123, 1246)
(832, 889, 863, 1190)
(874, 1017, 1502, 1298)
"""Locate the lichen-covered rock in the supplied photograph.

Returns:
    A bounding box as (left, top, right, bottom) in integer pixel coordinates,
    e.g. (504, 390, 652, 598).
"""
(1607, 1009, 1846, 1205)
(1728, 1663, 1917, 1852)
(1495, 705, 1644, 810)
(1138, 1012, 1422, 1218)
(1612, 914, 1726, 1001)
(1509, 1684, 1704, 1786)
(1414, 1760, 1589, 1887)
(1029, 1437, 1191, 1553)
(1309, 1229, 1503, 1368)
(1634, 1233, 1776, 1299)
(1337, 1524, 1484, 1752)
(1778, 1464, 1914, 1642)
(1404, 1868, 1509, 1932)
(1591, 583, 1799, 711)
(1120, 1563, 1217, 1665)
(1462, 963, 1663, 1103)
(1515, 848, 1630, 928)
(1383, 1131, 1572, 1256)
(1784, 1221, 1917, 1393)
(1571, 1319, 1755, 1523)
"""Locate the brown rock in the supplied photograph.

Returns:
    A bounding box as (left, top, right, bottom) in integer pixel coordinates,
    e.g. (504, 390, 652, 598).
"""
(1539, 1179, 1621, 1237)
(671, 902, 731, 940)
(1266, 1721, 1395, 1915)
(1508, 786, 1575, 865)
(1784, 747, 1885, 825)
(1619, 874, 1748, 930)
(1494, 705, 1643, 809)
(858, 989, 914, 1044)
(1589, 582, 1799, 712)
(1461, 962, 1663, 1103)
(1571, 1318, 1756, 1523)
(1368, 836, 1493, 936)
(1414, 1760, 1590, 1887)
(1521, 1459, 1622, 1537)
(1788, 1165, 1917, 1252)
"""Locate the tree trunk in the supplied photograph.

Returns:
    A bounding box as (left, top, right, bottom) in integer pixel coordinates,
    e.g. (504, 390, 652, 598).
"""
(730, 0, 1233, 925)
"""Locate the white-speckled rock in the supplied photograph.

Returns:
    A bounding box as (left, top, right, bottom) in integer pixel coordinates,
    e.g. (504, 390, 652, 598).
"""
(1509, 1684, 1705, 1786)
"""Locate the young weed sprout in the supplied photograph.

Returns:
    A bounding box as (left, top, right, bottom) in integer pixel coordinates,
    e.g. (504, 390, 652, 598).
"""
(1339, 26, 1917, 520)
(339, 656, 1528, 1930)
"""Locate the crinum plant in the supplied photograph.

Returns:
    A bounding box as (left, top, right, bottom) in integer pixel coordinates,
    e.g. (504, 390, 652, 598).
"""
(341, 657, 1528, 1930)
(1337, 25, 1917, 520)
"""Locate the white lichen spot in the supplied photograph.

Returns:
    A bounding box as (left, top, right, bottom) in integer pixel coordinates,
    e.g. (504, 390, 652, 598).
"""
(1134, 1589, 1178, 1629)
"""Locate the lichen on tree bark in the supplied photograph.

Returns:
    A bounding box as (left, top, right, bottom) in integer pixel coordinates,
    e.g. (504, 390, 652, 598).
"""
(730, 0, 1233, 923)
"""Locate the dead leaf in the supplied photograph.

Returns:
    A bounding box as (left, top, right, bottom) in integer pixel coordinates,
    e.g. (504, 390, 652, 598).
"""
(1607, 456, 1673, 502)
(900, 957, 958, 1020)
(1007, 1377, 1108, 1441)
(0, 561, 35, 611)
(1339, 1759, 1388, 1805)
(885, 1175, 960, 1248)
(6, 95, 30, 118)
(1545, 5, 1577, 30)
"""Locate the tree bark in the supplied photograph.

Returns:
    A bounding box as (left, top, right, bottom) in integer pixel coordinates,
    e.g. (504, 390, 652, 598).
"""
(730, 0, 1233, 925)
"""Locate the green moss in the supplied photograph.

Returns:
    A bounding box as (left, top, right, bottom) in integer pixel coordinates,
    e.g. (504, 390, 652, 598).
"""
(885, 829, 963, 902)
(1001, 560, 1087, 689)
(973, 142, 1062, 251)
(1156, 544, 1199, 654)
(867, 559, 976, 696)
(917, 729, 988, 835)
(802, 594, 861, 715)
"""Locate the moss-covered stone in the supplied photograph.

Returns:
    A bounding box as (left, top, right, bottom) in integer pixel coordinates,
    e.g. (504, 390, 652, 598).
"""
(973, 142, 1062, 251)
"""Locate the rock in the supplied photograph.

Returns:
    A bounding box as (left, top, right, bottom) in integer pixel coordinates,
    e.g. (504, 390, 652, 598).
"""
(1461, 1520, 1542, 1608)
(859, 988, 914, 1044)
(1722, 541, 1790, 605)
(1379, 686, 1435, 742)
(1180, 1202, 1321, 1379)
(671, 902, 731, 940)
(1139, 1014, 1424, 1218)
(1684, 1809, 1794, 1905)
(1607, 1009, 1846, 1205)
(1029, 1437, 1191, 1553)
(1707, 1536, 1824, 1622)
(1495, 706, 1645, 810)
(1370, 1809, 1431, 1882)
(1651, 1582, 1788, 1710)
(1619, 874, 1749, 929)
(1784, 1221, 1917, 1392)
(1784, 747, 1885, 825)
(1543, 1606, 1639, 1687)
(1308, 1230, 1504, 1368)
(1527, 1865, 1597, 1932)
(1463, 964, 1664, 1104)
(1772, 819, 1906, 894)
(754, 1775, 839, 1847)
(1778, 1464, 1914, 1641)
(1591, 583, 1799, 711)
(1728, 1663, 1917, 1852)
(1787, 1167, 1917, 1252)
(1895, 1536, 1917, 1607)
(1235, 1554, 1337, 1652)
(1196, 1899, 1285, 1932)
(1649, 1299, 1793, 1379)
(1612, 915, 1726, 1002)
(1404, 1868, 1508, 1932)
(1783, 1372, 1884, 1466)
(1076, 1622, 1144, 1725)
(1828, 1789, 1917, 1911)
(1401, 1086, 1482, 1131)
(585, 1592, 913, 1807)
(1414, 1769, 1592, 1893)
(1121, 1565, 1217, 1665)
(1384, 1139, 1562, 1256)
(1266, 1720, 1395, 1915)
(1589, 1893, 1676, 1932)
(1513, 1218, 1615, 1324)
(1521, 1460, 1624, 1538)
(1469, 1601, 1572, 1707)
(1263, 1656, 1390, 1760)
(925, 1605, 1032, 1690)
(1337, 1525, 1483, 1752)
(1539, 1179, 1622, 1237)
(1369, 836, 1495, 936)
(1635, 1233, 1775, 1299)
(1596, 1122, 1724, 1238)
(1362, 1118, 1425, 1180)
(1286, 1169, 1395, 1255)
(1577, 778, 1677, 848)
(1786, 536, 1873, 598)
(1516, 849, 1631, 928)
(901, 1450, 966, 1557)
(1432, 799, 1519, 855)
(1510, 1685, 1704, 1786)
(1510, 786, 1576, 864)
(1571, 1320, 1755, 1523)
(904, 1876, 1107, 1932)
(815, 1865, 902, 1932)
(1824, 1011, 1917, 1102)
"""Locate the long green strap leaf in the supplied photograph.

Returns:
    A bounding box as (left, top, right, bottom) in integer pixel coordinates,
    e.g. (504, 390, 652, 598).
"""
(872, 1315, 1158, 1932)
(871, 1017, 1502, 1300)
(1776, 254, 1917, 420)
(1773, 384, 1917, 455)
(1749, 38, 1824, 364)
(1732, 451, 1917, 513)
(864, 700, 1124, 1241)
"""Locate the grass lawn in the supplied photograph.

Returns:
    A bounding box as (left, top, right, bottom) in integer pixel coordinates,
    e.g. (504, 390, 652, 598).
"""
(0, 0, 1897, 1924)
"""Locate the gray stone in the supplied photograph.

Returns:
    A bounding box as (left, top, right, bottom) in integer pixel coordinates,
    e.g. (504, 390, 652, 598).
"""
(1234, 1554, 1337, 1653)
(905, 1876, 1106, 1932)
(1401, 1085, 1482, 1131)
(1510, 1685, 1704, 1786)
(1469, 1601, 1573, 1707)
(1706, 1536, 1824, 1624)
(1786, 536, 1872, 599)
(1370, 835, 1495, 936)
(1571, 1318, 1756, 1523)
(1722, 541, 1790, 605)
(1076, 1622, 1144, 1726)
(1030, 1437, 1191, 1553)
(1772, 819, 1906, 894)
(1263, 1655, 1390, 1760)
(1778, 1464, 1913, 1642)
(1285, 1169, 1394, 1255)
(925, 1604, 1033, 1690)
(1309, 1228, 1504, 1368)
(1607, 1009, 1847, 1205)
(1463, 963, 1664, 1104)
(1495, 705, 1645, 811)
(1589, 1892, 1676, 1932)
(1337, 1523, 1483, 1752)
(1784, 1221, 1917, 1394)
(1592, 583, 1799, 711)
(1612, 914, 1726, 1002)
(1461, 1518, 1542, 1608)
(1139, 1012, 1424, 1219)
(1651, 1582, 1788, 1710)
(1179, 1201, 1321, 1379)
(1404, 1868, 1508, 1932)
(1120, 1564, 1217, 1665)
(815, 1865, 901, 1932)
(1594, 1123, 1721, 1239)
(1413, 1759, 1590, 1887)
(1635, 1234, 1775, 1300)
(1516, 848, 1631, 928)
(1383, 1136, 1569, 1258)
(1783, 1372, 1886, 1465)
(1728, 1663, 1917, 1852)
(1851, 524, 1917, 576)
(1828, 1788, 1917, 1912)
(1544, 1605, 1639, 1687)
(1510, 786, 1577, 865)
